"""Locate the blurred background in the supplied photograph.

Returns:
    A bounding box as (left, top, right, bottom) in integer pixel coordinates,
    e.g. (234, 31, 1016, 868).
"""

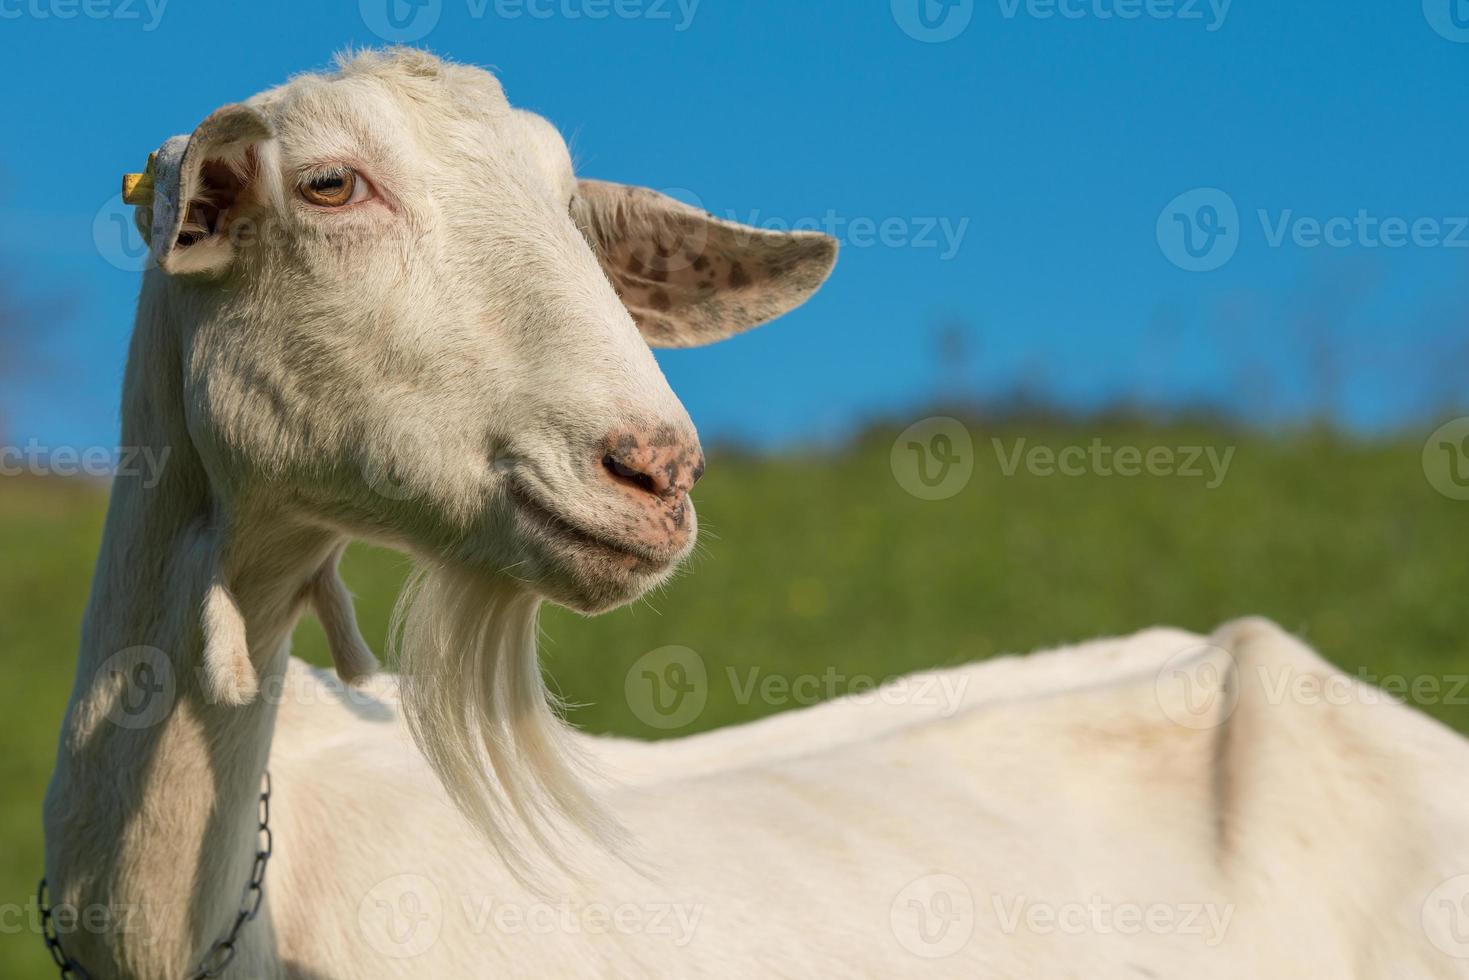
(3, 1, 1468, 974)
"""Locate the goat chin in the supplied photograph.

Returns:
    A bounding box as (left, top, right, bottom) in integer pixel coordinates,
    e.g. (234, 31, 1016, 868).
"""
(390, 563, 628, 883)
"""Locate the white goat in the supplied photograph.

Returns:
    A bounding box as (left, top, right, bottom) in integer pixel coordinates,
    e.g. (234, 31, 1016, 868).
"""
(42, 49, 1469, 979)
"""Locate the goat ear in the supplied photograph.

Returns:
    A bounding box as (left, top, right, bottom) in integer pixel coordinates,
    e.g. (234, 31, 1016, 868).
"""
(130, 104, 274, 276)
(572, 180, 838, 349)
(308, 547, 379, 686)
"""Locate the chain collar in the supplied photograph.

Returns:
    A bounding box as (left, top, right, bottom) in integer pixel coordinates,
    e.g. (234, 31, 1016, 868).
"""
(40, 771, 273, 980)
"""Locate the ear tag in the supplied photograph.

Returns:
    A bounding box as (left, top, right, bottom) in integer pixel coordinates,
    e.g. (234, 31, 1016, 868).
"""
(122, 152, 158, 206)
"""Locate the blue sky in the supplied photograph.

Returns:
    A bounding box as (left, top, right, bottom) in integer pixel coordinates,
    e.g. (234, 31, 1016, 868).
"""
(3, 0, 1467, 451)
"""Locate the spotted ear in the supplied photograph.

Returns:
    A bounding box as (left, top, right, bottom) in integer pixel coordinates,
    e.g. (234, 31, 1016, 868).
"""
(126, 104, 275, 276)
(572, 180, 838, 348)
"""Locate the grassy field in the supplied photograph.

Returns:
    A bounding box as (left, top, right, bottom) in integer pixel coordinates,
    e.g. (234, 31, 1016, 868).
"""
(4, 419, 1468, 976)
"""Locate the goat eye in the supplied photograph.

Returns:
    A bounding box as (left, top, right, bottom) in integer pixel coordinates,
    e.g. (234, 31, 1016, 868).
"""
(299, 169, 366, 207)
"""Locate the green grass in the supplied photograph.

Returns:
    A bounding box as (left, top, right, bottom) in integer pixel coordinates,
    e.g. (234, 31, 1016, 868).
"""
(4, 420, 1468, 976)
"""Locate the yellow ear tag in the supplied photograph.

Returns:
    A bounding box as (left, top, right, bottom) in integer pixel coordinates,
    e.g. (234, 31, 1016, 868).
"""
(121, 152, 157, 206)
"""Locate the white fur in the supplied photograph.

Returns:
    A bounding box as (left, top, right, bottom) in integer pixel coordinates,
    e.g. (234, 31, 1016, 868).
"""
(42, 49, 1469, 979)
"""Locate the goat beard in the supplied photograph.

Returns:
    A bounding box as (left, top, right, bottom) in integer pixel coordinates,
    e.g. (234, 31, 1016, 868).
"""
(390, 563, 627, 881)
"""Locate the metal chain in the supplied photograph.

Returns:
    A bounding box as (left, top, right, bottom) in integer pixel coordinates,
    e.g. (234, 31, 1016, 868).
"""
(39, 771, 273, 980)
(38, 878, 90, 980)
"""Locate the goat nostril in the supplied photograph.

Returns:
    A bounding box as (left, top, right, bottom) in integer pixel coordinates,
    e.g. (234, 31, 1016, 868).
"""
(603, 454, 660, 496)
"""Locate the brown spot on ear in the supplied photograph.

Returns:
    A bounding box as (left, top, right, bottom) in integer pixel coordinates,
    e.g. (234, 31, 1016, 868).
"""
(650, 288, 672, 311)
(729, 261, 751, 289)
(628, 253, 646, 277)
(692, 255, 710, 272)
(647, 252, 670, 282)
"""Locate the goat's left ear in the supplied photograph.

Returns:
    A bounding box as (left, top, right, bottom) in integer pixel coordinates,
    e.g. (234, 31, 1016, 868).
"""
(572, 180, 838, 348)
(129, 104, 274, 276)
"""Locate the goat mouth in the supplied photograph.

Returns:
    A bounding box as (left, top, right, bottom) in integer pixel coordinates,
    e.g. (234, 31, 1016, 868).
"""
(507, 482, 675, 571)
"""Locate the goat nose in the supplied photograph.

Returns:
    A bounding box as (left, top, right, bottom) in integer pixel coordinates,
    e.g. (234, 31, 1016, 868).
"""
(601, 432, 705, 503)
